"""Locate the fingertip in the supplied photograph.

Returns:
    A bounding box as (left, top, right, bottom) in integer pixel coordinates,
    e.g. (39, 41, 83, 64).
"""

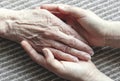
(20, 40, 28, 47)
(82, 44, 94, 56)
(82, 54, 91, 61)
(42, 48, 54, 59)
(42, 48, 49, 57)
(77, 50, 91, 61)
(20, 40, 25, 45)
(90, 50, 94, 56)
(86, 55, 91, 61)
(88, 48, 94, 56)
(40, 4, 51, 9)
(58, 5, 72, 14)
(73, 57, 79, 62)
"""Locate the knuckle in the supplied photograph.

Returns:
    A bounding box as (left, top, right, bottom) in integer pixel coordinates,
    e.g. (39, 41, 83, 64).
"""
(44, 30, 53, 36)
(50, 41, 58, 47)
(64, 46, 71, 53)
(80, 51, 87, 56)
(69, 36, 76, 46)
(45, 31, 60, 39)
(44, 31, 51, 36)
(29, 49, 35, 54)
(82, 45, 89, 51)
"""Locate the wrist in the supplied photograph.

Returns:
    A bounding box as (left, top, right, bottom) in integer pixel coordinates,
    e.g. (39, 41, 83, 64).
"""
(71, 68, 113, 81)
(0, 9, 19, 20)
(0, 9, 19, 39)
(94, 20, 109, 47)
(0, 9, 10, 35)
(85, 69, 113, 81)
(104, 21, 120, 47)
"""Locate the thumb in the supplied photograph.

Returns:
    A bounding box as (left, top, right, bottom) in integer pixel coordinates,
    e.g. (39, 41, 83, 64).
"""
(42, 48, 64, 73)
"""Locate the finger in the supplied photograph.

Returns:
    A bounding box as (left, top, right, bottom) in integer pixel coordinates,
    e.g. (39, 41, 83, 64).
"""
(45, 30, 94, 55)
(41, 5, 68, 22)
(49, 40, 91, 60)
(48, 48, 79, 62)
(41, 4, 86, 18)
(66, 48, 91, 61)
(42, 48, 54, 59)
(67, 17, 89, 42)
(50, 12, 67, 22)
(41, 4, 61, 12)
(21, 40, 45, 66)
(42, 48, 63, 71)
(50, 12, 90, 43)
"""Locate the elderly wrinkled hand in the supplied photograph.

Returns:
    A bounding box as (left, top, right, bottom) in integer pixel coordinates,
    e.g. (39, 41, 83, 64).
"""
(0, 9, 93, 61)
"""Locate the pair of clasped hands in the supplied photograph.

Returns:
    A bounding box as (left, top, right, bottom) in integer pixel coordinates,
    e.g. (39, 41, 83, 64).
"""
(1, 4, 114, 81)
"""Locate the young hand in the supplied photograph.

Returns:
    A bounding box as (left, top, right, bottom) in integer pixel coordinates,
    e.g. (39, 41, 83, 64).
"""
(21, 40, 113, 81)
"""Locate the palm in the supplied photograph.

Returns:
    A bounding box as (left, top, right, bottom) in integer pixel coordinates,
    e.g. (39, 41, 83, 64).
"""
(21, 40, 97, 81)
(44, 5, 106, 47)
(59, 13, 105, 46)
(45, 58, 96, 81)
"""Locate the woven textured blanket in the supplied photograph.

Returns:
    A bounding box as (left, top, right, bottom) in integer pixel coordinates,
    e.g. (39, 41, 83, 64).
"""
(0, 0, 120, 81)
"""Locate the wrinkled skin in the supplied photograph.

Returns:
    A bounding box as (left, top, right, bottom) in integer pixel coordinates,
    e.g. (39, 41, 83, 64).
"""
(0, 9, 93, 61)
(41, 4, 108, 46)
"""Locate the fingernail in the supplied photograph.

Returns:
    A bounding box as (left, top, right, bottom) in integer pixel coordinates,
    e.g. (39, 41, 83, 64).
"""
(42, 48, 48, 56)
(90, 51, 94, 56)
(88, 48, 94, 56)
(73, 58, 79, 62)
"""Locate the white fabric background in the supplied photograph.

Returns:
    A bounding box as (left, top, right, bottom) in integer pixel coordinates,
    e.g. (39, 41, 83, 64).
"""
(0, 0, 120, 81)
